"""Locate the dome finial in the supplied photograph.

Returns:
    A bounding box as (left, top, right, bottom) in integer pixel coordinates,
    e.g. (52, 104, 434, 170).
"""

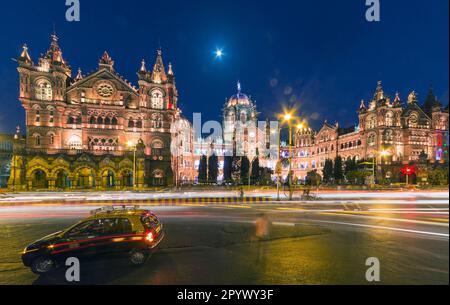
(237, 81, 241, 94)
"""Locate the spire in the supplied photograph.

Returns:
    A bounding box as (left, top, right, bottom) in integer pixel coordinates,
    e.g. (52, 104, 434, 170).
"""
(139, 59, 147, 73)
(237, 81, 242, 94)
(168, 62, 174, 76)
(407, 91, 418, 104)
(75, 67, 83, 81)
(393, 92, 402, 107)
(151, 48, 167, 83)
(374, 80, 385, 100)
(18, 44, 32, 64)
(423, 87, 442, 114)
(99, 51, 114, 71)
(360, 99, 366, 109)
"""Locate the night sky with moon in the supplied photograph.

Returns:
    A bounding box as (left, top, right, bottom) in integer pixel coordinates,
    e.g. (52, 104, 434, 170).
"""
(0, 0, 448, 133)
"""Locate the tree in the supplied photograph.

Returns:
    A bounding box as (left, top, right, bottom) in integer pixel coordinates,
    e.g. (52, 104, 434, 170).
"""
(240, 156, 250, 184)
(344, 157, 358, 183)
(231, 157, 241, 185)
(323, 159, 334, 183)
(428, 167, 449, 186)
(223, 156, 233, 183)
(208, 154, 219, 184)
(334, 156, 344, 183)
(198, 155, 207, 184)
(251, 157, 261, 184)
(306, 170, 322, 187)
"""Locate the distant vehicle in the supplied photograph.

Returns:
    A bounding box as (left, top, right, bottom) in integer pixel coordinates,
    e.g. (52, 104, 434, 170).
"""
(22, 206, 165, 274)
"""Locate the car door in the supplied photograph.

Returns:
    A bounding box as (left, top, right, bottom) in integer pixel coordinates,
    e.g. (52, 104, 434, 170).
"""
(96, 218, 134, 256)
(58, 220, 105, 259)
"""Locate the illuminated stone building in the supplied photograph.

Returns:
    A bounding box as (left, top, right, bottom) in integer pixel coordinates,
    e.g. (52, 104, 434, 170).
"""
(9, 34, 182, 190)
(191, 83, 277, 182)
(287, 82, 449, 182)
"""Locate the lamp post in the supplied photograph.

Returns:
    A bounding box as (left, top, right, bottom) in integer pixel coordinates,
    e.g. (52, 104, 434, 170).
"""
(282, 113, 294, 201)
(127, 141, 137, 189)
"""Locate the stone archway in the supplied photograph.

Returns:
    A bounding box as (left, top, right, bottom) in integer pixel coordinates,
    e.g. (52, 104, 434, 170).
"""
(152, 169, 165, 186)
(119, 168, 133, 188)
(55, 169, 70, 189)
(100, 169, 116, 189)
(31, 169, 48, 189)
(74, 167, 96, 189)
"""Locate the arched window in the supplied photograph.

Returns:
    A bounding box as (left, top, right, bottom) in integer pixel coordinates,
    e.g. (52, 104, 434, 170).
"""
(151, 139, 164, 156)
(67, 135, 82, 150)
(368, 134, 376, 146)
(104, 117, 111, 125)
(408, 114, 419, 128)
(67, 117, 75, 124)
(386, 112, 394, 127)
(90, 116, 96, 125)
(366, 115, 377, 129)
(76, 116, 82, 125)
(97, 117, 104, 125)
(35, 79, 53, 101)
(111, 117, 118, 125)
(136, 120, 143, 129)
(35, 109, 41, 123)
(35, 134, 41, 146)
(49, 134, 55, 145)
(128, 118, 135, 128)
(49, 110, 54, 123)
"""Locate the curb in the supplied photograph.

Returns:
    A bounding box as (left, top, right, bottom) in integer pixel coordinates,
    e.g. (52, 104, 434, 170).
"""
(0, 197, 273, 207)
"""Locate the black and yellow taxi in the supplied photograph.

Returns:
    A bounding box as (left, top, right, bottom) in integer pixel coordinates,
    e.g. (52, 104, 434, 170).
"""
(22, 206, 164, 274)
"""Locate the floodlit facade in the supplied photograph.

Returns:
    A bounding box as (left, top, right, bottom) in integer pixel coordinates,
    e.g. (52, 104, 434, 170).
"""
(286, 82, 449, 181)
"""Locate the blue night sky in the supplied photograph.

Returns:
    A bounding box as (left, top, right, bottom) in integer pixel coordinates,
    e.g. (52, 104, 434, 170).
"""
(0, 0, 448, 133)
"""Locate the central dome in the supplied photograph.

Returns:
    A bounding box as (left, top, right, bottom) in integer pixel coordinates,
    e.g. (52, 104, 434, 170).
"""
(226, 82, 253, 108)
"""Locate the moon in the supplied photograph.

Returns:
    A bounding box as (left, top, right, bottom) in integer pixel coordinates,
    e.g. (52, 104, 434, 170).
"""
(215, 49, 224, 58)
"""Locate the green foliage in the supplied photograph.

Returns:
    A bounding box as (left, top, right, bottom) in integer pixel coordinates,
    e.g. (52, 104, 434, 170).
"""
(428, 167, 449, 186)
(198, 155, 207, 184)
(334, 156, 344, 182)
(251, 157, 261, 183)
(240, 156, 250, 184)
(208, 154, 219, 184)
(323, 159, 334, 183)
(306, 170, 322, 186)
(223, 156, 233, 183)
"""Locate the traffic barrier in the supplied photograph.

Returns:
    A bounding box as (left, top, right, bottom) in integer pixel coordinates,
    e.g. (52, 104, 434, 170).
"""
(0, 196, 273, 207)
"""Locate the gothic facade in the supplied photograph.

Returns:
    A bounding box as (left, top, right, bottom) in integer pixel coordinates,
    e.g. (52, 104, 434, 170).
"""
(287, 82, 449, 181)
(9, 34, 182, 190)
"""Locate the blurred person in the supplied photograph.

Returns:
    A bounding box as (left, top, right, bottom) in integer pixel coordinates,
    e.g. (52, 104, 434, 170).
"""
(255, 213, 271, 264)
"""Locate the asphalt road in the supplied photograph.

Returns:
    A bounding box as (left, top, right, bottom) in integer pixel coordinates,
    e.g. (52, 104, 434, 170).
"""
(0, 194, 448, 285)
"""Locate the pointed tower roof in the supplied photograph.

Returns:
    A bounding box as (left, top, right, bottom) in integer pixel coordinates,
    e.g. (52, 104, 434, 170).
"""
(99, 51, 114, 71)
(359, 99, 366, 111)
(373, 80, 385, 100)
(75, 67, 83, 81)
(407, 91, 418, 104)
(18, 44, 33, 65)
(393, 92, 402, 107)
(423, 87, 442, 114)
(139, 59, 147, 73)
(151, 49, 167, 83)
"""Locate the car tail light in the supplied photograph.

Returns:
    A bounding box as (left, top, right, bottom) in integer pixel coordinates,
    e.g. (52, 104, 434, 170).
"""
(146, 231, 154, 243)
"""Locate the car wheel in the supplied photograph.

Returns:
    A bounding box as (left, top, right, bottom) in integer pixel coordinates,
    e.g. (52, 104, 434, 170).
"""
(129, 250, 149, 266)
(31, 256, 57, 275)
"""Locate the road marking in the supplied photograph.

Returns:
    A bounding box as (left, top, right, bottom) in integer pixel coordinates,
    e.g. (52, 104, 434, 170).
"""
(321, 212, 449, 227)
(311, 220, 449, 238)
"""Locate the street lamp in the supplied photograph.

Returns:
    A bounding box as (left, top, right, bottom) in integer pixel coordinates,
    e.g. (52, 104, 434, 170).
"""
(283, 111, 294, 200)
(127, 141, 137, 189)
